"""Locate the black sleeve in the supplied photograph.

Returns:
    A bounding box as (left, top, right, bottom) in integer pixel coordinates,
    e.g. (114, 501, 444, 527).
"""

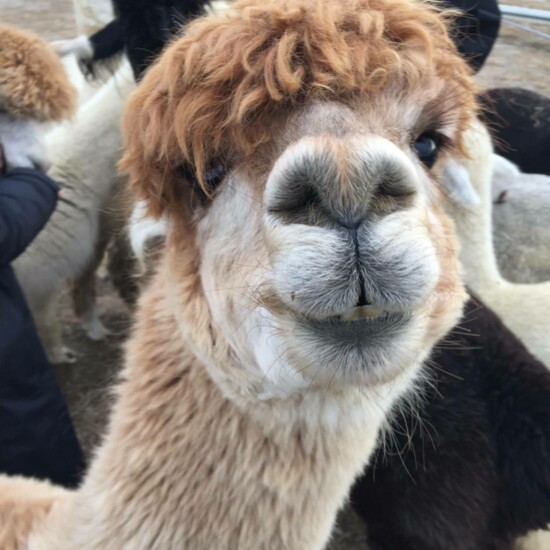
(0, 168, 60, 266)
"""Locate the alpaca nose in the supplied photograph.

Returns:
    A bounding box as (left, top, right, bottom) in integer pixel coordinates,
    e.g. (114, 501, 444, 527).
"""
(265, 136, 418, 228)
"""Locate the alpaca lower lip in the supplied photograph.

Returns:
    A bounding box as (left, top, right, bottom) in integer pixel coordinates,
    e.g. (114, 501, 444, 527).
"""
(302, 310, 410, 344)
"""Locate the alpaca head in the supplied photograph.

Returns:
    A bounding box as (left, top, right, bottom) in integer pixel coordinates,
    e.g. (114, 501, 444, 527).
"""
(121, 0, 475, 401)
(0, 24, 76, 172)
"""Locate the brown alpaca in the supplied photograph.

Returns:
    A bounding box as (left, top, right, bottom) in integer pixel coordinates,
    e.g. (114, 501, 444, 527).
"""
(0, 1, 477, 548)
(0, 24, 75, 122)
(0, 24, 76, 171)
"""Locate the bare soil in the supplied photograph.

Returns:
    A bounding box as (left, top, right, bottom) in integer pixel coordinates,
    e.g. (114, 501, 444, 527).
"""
(0, 1, 548, 548)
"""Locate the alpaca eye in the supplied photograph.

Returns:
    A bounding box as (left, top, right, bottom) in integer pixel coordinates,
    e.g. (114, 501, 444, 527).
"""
(413, 134, 439, 169)
(204, 163, 226, 189)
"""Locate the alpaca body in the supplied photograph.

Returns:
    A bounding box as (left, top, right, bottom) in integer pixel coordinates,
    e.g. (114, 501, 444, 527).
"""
(491, 155, 550, 284)
(54, 0, 211, 81)
(444, 121, 550, 366)
(13, 62, 134, 362)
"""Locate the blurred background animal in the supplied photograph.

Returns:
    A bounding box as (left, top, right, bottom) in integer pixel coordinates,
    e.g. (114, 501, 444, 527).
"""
(491, 155, 550, 284)
(440, 121, 550, 366)
(53, 0, 213, 80)
(0, 24, 76, 171)
(13, 63, 134, 363)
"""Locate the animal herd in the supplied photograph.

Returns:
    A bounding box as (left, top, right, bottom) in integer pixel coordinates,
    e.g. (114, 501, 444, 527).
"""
(1, 0, 550, 549)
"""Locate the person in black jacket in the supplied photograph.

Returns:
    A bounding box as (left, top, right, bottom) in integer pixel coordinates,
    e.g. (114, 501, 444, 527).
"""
(0, 156, 84, 488)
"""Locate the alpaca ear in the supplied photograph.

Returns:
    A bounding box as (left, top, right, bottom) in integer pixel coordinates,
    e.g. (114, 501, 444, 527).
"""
(439, 157, 480, 207)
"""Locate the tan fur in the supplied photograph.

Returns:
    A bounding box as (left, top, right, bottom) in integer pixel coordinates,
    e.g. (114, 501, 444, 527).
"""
(0, 25, 76, 121)
(0, 477, 71, 550)
(0, 1, 475, 548)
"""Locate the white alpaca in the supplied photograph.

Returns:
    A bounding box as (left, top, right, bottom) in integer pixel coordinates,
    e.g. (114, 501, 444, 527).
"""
(0, 0, 476, 548)
(13, 61, 135, 363)
(441, 121, 550, 366)
(491, 155, 550, 284)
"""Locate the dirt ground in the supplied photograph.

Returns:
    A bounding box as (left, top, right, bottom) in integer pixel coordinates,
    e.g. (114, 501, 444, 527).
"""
(0, 0, 548, 548)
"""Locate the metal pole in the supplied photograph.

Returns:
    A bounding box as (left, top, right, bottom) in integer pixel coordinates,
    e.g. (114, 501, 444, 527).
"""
(500, 5, 550, 23)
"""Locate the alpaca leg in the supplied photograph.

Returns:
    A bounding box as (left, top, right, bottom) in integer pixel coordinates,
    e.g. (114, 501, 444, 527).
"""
(71, 214, 111, 341)
(33, 292, 77, 365)
(0, 476, 71, 550)
(106, 231, 140, 307)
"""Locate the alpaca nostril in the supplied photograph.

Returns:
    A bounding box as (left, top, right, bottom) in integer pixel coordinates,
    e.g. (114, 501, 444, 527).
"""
(266, 181, 319, 215)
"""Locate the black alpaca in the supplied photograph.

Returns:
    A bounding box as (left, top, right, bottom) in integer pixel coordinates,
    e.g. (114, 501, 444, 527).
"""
(351, 297, 550, 550)
(480, 88, 550, 176)
(80, 0, 208, 80)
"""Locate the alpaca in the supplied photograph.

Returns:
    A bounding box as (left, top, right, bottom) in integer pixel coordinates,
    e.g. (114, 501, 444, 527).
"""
(0, 1, 477, 548)
(491, 154, 550, 284)
(0, 24, 76, 171)
(53, 0, 212, 81)
(350, 295, 550, 550)
(13, 61, 135, 363)
(439, 120, 550, 365)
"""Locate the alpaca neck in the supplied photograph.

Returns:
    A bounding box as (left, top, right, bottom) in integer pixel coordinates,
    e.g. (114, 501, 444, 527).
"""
(454, 171, 502, 291)
(44, 274, 402, 550)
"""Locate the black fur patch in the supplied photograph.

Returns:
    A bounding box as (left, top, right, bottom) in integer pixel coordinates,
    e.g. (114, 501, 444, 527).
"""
(350, 296, 550, 550)
(112, 0, 208, 79)
(82, 0, 209, 81)
(479, 88, 550, 176)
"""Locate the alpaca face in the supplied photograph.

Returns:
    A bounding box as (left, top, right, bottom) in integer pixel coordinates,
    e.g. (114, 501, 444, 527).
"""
(122, 0, 474, 399)
(196, 97, 466, 397)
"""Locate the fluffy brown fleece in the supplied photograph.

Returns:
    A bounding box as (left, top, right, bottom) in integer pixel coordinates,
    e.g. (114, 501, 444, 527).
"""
(120, 0, 476, 216)
(0, 24, 76, 121)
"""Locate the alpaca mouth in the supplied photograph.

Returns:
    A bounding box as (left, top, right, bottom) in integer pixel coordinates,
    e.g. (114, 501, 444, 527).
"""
(298, 309, 411, 348)
(337, 304, 385, 321)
